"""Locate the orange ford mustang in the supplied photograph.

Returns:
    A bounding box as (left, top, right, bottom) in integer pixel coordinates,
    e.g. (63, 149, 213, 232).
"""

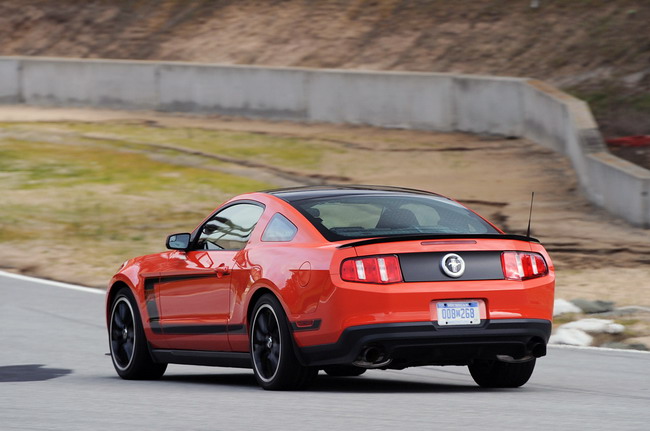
(106, 186, 554, 390)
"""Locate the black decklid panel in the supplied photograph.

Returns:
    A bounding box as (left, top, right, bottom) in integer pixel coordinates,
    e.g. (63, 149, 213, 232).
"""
(399, 251, 504, 282)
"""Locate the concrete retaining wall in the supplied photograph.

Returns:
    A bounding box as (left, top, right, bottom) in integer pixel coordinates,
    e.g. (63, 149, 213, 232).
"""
(586, 153, 650, 227)
(159, 63, 310, 120)
(453, 75, 526, 137)
(1, 56, 648, 227)
(0, 58, 20, 103)
(20, 58, 159, 109)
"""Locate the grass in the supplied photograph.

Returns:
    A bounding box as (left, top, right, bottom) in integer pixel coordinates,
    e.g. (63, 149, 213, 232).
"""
(0, 118, 391, 285)
(2, 137, 240, 191)
(0, 121, 332, 170)
(0, 121, 300, 285)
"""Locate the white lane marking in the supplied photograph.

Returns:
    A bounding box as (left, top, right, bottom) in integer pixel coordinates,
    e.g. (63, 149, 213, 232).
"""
(0, 270, 105, 295)
(549, 344, 650, 355)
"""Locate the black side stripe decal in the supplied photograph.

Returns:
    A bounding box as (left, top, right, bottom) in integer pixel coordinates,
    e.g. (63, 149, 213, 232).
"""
(152, 323, 246, 335)
(144, 277, 162, 333)
(228, 324, 246, 334)
(162, 324, 228, 334)
(158, 273, 216, 284)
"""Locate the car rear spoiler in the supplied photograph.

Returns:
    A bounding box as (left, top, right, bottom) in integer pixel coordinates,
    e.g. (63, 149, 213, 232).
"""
(336, 234, 540, 249)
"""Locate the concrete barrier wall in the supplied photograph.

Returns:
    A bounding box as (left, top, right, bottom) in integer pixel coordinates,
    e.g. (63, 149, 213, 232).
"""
(21, 59, 159, 109)
(0, 58, 20, 103)
(452, 75, 526, 137)
(521, 82, 571, 155)
(1, 56, 648, 227)
(586, 153, 650, 226)
(159, 63, 309, 120)
(307, 70, 455, 130)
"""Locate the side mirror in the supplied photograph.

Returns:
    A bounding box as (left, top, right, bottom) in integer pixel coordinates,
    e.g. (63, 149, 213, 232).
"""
(166, 233, 191, 250)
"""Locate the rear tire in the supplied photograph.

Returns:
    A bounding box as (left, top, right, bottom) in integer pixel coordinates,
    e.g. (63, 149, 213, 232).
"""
(109, 288, 167, 380)
(250, 294, 318, 390)
(468, 358, 536, 388)
(323, 365, 367, 377)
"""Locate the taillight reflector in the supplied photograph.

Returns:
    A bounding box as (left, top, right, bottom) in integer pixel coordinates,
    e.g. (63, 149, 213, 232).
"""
(501, 251, 548, 280)
(341, 255, 402, 284)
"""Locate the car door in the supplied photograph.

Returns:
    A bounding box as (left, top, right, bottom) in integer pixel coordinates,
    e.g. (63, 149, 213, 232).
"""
(157, 202, 265, 351)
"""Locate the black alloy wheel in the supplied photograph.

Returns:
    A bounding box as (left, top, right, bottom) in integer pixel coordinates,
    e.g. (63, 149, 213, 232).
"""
(252, 303, 281, 382)
(110, 296, 136, 371)
(109, 288, 167, 380)
(250, 294, 318, 390)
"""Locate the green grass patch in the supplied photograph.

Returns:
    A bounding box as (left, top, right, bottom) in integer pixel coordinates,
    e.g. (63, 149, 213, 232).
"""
(0, 121, 333, 170)
(1, 137, 253, 192)
(0, 122, 279, 280)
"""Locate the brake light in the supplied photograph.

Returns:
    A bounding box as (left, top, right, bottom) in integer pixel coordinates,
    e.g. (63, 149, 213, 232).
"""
(501, 251, 548, 280)
(341, 255, 402, 284)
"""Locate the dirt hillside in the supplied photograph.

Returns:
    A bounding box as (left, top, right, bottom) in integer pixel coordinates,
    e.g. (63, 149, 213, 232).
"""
(1, 0, 649, 137)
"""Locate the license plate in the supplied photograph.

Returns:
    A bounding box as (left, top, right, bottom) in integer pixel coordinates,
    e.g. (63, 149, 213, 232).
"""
(436, 301, 481, 326)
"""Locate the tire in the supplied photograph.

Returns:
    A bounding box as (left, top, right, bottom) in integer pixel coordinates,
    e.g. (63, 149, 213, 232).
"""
(109, 288, 167, 380)
(468, 358, 536, 388)
(250, 294, 318, 390)
(323, 365, 367, 377)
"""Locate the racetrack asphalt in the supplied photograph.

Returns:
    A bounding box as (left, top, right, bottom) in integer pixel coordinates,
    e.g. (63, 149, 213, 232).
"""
(1, 271, 648, 431)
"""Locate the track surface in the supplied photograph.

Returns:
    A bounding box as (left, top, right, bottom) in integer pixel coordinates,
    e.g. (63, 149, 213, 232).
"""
(1, 272, 648, 431)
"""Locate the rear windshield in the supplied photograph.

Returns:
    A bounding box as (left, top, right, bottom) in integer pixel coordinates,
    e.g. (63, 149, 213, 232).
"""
(290, 194, 499, 241)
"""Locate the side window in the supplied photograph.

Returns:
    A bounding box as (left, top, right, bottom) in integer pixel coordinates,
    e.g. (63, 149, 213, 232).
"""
(197, 203, 264, 251)
(261, 213, 298, 242)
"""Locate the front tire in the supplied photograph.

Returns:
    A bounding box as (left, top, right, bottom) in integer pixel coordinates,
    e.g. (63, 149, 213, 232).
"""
(250, 294, 317, 390)
(468, 358, 536, 388)
(109, 288, 167, 380)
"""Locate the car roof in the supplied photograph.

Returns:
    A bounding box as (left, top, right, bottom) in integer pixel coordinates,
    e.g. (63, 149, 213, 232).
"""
(264, 185, 446, 203)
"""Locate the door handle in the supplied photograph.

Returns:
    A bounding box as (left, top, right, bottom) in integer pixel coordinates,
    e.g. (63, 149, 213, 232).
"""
(216, 264, 230, 278)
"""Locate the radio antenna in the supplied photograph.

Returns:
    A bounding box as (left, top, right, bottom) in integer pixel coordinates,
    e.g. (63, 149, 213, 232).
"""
(526, 192, 535, 238)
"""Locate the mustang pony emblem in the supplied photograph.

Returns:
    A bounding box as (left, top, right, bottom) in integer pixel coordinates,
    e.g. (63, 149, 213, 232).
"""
(441, 253, 465, 278)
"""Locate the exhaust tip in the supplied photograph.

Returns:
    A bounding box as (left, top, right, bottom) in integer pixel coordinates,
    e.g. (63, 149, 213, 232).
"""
(352, 346, 392, 369)
(363, 347, 381, 363)
(530, 342, 546, 358)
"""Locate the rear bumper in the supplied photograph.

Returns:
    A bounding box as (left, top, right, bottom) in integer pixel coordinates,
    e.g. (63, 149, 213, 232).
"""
(296, 318, 551, 368)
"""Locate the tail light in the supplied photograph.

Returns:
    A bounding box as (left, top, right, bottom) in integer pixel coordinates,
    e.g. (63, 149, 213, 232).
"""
(501, 251, 548, 280)
(341, 255, 402, 284)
